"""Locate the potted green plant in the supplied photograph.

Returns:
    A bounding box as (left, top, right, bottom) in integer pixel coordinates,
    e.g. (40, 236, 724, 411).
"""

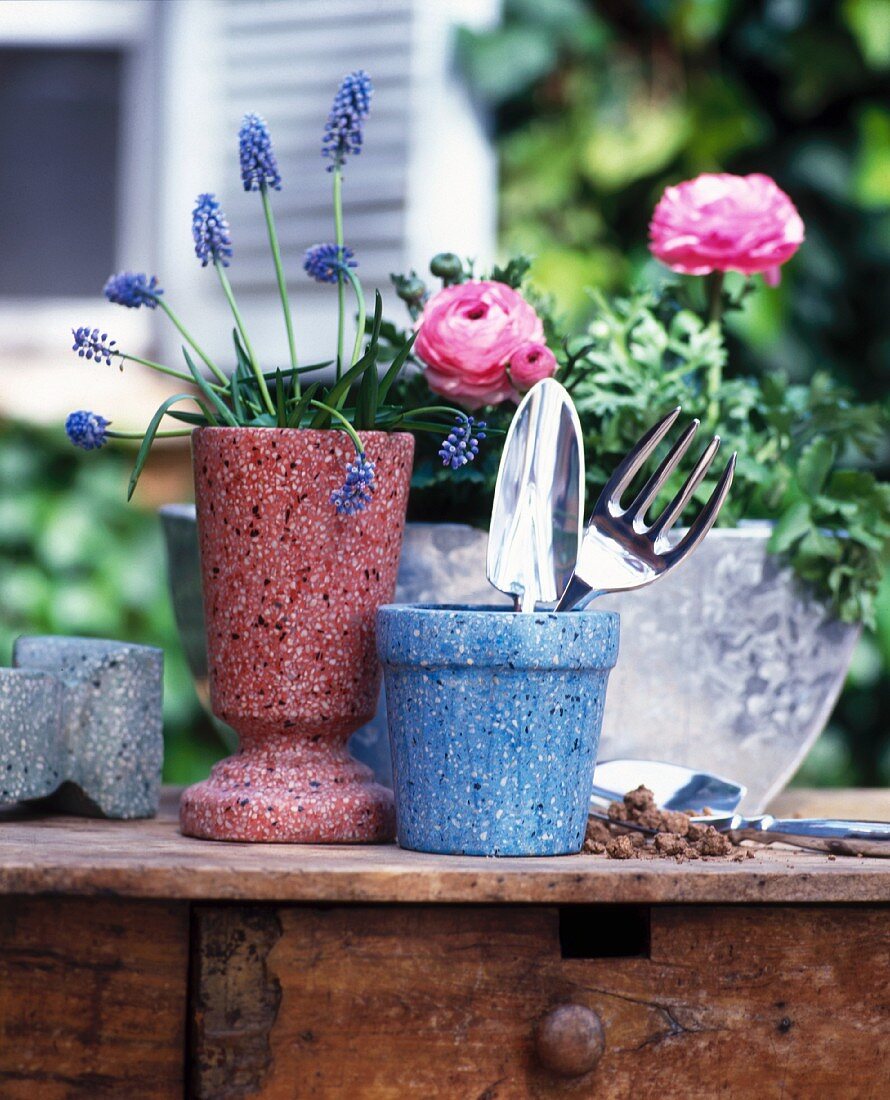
(377, 172, 889, 809)
(65, 72, 490, 843)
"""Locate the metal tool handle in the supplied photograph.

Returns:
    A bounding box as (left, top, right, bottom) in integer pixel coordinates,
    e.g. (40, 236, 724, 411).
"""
(727, 816, 890, 858)
(589, 783, 623, 807)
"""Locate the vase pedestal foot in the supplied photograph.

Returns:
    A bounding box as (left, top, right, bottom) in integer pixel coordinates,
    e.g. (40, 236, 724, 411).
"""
(179, 743, 395, 843)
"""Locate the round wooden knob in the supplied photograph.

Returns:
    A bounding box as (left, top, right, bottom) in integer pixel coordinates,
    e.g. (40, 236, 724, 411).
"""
(534, 1004, 604, 1078)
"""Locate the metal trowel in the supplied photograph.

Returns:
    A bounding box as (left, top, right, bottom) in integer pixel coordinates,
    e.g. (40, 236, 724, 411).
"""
(486, 378, 584, 611)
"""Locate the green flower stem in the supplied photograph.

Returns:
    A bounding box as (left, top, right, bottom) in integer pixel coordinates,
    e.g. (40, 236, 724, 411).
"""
(214, 261, 275, 416)
(406, 406, 466, 420)
(260, 182, 299, 384)
(153, 297, 227, 385)
(122, 354, 226, 393)
(343, 267, 366, 366)
(308, 400, 364, 453)
(333, 166, 345, 380)
(108, 429, 192, 440)
(705, 270, 726, 425)
(707, 270, 726, 325)
(395, 420, 467, 433)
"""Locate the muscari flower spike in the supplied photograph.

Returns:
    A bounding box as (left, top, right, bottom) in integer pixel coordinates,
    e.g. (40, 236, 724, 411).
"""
(238, 112, 282, 192)
(439, 416, 486, 471)
(72, 326, 119, 366)
(66, 410, 111, 451)
(330, 453, 375, 515)
(103, 271, 162, 309)
(303, 243, 357, 284)
(322, 70, 373, 171)
(192, 193, 233, 267)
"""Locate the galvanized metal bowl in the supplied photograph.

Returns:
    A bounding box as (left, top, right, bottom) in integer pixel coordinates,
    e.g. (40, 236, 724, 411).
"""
(160, 512, 859, 812)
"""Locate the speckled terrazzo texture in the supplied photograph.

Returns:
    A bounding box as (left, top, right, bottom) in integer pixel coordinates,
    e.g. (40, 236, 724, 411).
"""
(180, 428, 413, 843)
(378, 605, 619, 856)
(9, 636, 163, 818)
(0, 669, 63, 804)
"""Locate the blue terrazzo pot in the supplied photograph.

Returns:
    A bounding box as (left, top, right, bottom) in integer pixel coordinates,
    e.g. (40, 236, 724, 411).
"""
(377, 604, 619, 857)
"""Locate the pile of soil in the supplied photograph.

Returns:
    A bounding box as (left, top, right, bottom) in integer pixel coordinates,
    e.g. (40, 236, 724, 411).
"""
(584, 784, 756, 862)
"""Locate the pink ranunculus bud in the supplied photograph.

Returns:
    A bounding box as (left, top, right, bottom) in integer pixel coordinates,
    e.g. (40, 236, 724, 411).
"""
(649, 173, 804, 284)
(508, 342, 558, 391)
(414, 280, 545, 408)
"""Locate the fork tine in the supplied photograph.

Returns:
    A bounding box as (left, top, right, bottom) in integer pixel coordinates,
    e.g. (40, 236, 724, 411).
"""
(666, 453, 736, 561)
(650, 434, 721, 540)
(629, 418, 699, 524)
(599, 406, 681, 510)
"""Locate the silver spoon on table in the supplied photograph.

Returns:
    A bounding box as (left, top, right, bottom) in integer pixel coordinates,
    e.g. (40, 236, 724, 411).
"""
(591, 758, 745, 815)
(487, 378, 584, 611)
(590, 758, 890, 858)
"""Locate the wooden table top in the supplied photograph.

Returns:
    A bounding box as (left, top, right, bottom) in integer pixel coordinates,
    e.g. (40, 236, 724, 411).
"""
(1, 787, 888, 905)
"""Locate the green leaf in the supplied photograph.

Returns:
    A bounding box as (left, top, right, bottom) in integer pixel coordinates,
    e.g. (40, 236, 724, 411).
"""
(377, 332, 417, 404)
(128, 394, 199, 500)
(455, 25, 557, 106)
(308, 353, 372, 427)
(287, 381, 321, 428)
(355, 357, 379, 431)
(796, 438, 837, 497)
(275, 369, 287, 428)
(490, 255, 533, 288)
(165, 409, 209, 426)
(229, 366, 245, 421)
(826, 469, 880, 500)
(232, 327, 251, 373)
(311, 294, 384, 426)
(182, 347, 239, 427)
(256, 361, 333, 380)
(768, 501, 813, 553)
(844, 0, 890, 68)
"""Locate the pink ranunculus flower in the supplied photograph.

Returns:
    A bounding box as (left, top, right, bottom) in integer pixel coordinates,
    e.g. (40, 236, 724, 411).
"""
(649, 173, 805, 285)
(508, 342, 558, 391)
(414, 280, 545, 408)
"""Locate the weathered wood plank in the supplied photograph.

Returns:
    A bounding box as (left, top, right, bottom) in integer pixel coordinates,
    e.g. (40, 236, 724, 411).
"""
(191, 904, 890, 1099)
(190, 906, 283, 1099)
(0, 788, 887, 904)
(586, 906, 890, 1099)
(0, 897, 189, 1098)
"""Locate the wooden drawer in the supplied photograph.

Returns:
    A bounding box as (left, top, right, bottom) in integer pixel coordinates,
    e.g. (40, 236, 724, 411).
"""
(0, 897, 189, 1099)
(190, 903, 889, 1098)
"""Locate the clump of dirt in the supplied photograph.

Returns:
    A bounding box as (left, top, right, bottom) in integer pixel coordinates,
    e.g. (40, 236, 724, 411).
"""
(583, 784, 756, 862)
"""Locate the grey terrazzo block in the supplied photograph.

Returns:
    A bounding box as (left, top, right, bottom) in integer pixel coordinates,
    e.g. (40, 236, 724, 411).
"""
(9, 636, 164, 819)
(0, 669, 64, 804)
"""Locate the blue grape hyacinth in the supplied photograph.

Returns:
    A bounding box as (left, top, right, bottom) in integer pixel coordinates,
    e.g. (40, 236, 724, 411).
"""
(303, 243, 357, 284)
(439, 416, 486, 470)
(192, 193, 233, 267)
(103, 271, 162, 309)
(238, 112, 282, 191)
(330, 453, 375, 515)
(72, 326, 119, 366)
(322, 70, 373, 170)
(66, 410, 111, 450)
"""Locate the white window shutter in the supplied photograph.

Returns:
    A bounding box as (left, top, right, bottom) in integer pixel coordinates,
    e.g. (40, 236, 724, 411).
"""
(157, 0, 498, 371)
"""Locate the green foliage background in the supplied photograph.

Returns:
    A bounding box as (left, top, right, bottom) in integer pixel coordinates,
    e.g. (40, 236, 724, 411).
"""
(0, 423, 220, 784)
(455, 0, 890, 785)
(1, 1, 886, 790)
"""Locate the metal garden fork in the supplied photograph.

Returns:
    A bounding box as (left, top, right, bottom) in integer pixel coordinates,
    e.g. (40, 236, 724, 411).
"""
(555, 407, 736, 612)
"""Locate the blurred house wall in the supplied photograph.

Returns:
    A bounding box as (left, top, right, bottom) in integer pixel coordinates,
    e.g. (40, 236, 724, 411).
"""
(0, 0, 498, 430)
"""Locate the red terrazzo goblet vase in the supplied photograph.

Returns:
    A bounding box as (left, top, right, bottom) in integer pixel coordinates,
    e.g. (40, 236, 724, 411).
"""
(179, 427, 414, 843)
